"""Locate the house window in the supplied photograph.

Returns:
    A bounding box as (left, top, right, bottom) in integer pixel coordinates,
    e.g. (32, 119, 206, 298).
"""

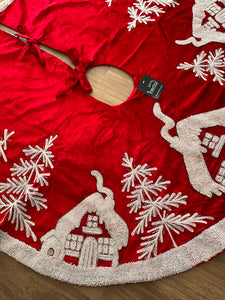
(206, 3, 222, 16)
(82, 214, 103, 235)
(87, 215, 98, 228)
(98, 237, 114, 256)
(202, 132, 220, 149)
(64, 234, 84, 257)
(202, 132, 225, 158)
(215, 161, 225, 186)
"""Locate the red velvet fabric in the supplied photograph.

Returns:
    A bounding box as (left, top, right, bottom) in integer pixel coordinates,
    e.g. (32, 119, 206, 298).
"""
(0, 0, 225, 277)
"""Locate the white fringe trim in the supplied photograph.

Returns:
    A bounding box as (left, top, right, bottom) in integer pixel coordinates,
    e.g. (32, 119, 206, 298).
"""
(0, 0, 15, 13)
(1, 218, 225, 286)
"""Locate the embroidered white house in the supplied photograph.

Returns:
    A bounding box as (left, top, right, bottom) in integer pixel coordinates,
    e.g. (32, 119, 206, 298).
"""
(40, 170, 129, 268)
(176, 0, 225, 46)
(153, 103, 225, 198)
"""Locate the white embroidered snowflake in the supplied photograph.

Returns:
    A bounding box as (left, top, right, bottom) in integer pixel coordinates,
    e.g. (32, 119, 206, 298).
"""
(121, 153, 214, 259)
(0, 135, 57, 241)
(0, 129, 15, 162)
(177, 48, 225, 85)
(127, 0, 179, 31)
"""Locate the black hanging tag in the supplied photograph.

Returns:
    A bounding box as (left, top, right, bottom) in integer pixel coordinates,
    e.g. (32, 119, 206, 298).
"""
(137, 74, 165, 100)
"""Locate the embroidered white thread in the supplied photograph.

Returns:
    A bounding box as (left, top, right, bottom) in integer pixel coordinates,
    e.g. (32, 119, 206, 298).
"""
(122, 153, 170, 213)
(121, 153, 213, 259)
(138, 211, 212, 259)
(0, 0, 15, 13)
(0, 129, 15, 162)
(82, 214, 103, 235)
(141, 212, 212, 259)
(1, 218, 225, 286)
(78, 237, 98, 268)
(121, 153, 158, 194)
(153, 102, 225, 198)
(0, 194, 35, 238)
(40, 170, 129, 268)
(127, 0, 179, 31)
(176, 0, 225, 46)
(105, 0, 114, 6)
(177, 48, 225, 85)
(215, 160, 225, 186)
(0, 135, 57, 241)
(202, 132, 225, 158)
(131, 192, 187, 235)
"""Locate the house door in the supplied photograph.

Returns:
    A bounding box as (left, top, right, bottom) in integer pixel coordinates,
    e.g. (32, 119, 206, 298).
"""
(78, 237, 98, 268)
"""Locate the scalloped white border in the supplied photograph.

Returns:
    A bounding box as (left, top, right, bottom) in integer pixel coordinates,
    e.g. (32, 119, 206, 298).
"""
(1, 217, 225, 286)
(0, 0, 15, 13)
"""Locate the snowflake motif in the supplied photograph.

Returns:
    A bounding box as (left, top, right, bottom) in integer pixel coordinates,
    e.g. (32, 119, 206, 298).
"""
(177, 48, 225, 85)
(121, 153, 213, 259)
(0, 195, 36, 241)
(122, 153, 157, 193)
(127, 0, 179, 31)
(0, 135, 57, 241)
(0, 129, 15, 162)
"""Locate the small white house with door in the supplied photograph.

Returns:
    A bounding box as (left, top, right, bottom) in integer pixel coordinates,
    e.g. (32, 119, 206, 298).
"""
(40, 180, 129, 269)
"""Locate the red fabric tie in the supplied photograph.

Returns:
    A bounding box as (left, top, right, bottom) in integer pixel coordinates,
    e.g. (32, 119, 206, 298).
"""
(15, 33, 45, 66)
(68, 49, 92, 93)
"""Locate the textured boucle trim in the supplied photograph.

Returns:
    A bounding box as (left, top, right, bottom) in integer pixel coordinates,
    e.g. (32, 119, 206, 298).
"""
(0, 0, 15, 13)
(1, 218, 225, 286)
